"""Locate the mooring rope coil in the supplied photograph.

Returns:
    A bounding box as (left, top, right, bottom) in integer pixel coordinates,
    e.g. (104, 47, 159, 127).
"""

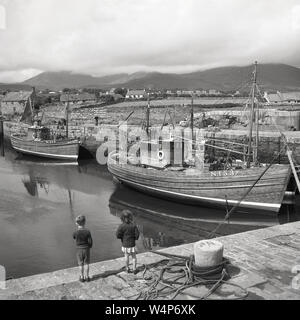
(136, 251, 248, 300)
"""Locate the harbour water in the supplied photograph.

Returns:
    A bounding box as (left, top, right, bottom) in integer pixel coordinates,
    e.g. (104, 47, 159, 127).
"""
(0, 144, 299, 279)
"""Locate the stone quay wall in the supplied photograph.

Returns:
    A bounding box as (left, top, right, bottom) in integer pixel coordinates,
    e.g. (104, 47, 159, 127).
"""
(3, 121, 300, 164)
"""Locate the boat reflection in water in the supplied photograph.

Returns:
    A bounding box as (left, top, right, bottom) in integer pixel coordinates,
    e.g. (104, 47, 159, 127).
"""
(109, 183, 300, 252)
(22, 174, 49, 197)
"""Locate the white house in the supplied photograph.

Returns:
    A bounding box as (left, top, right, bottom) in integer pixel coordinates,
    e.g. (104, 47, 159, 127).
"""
(208, 89, 221, 95)
(126, 90, 146, 99)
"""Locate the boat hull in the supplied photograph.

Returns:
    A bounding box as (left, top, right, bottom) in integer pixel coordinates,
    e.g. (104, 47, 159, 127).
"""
(107, 152, 291, 214)
(10, 135, 80, 160)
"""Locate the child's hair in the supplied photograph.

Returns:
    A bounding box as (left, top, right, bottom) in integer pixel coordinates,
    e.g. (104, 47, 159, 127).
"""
(121, 210, 133, 224)
(76, 215, 86, 226)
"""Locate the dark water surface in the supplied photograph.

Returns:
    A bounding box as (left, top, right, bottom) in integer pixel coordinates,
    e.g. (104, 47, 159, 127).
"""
(0, 145, 299, 279)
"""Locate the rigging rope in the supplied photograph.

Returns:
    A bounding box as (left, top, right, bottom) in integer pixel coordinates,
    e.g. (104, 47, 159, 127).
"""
(207, 145, 287, 239)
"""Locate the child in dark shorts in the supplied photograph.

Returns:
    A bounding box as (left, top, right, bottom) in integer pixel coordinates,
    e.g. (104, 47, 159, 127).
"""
(116, 210, 140, 274)
(73, 215, 93, 282)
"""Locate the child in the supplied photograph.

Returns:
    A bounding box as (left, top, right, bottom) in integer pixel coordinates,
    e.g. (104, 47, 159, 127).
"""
(73, 215, 93, 282)
(116, 210, 140, 274)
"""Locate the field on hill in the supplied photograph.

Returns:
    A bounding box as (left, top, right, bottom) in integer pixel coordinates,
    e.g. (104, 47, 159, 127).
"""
(70, 98, 247, 127)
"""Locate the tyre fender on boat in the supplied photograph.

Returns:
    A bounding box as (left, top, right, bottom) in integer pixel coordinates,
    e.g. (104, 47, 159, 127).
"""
(158, 150, 164, 161)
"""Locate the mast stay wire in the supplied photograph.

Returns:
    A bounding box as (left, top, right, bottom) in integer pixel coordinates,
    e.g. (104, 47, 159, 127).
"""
(207, 146, 286, 239)
(182, 78, 253, 121)
(255, 84, 300, 191)
(255, 83, 300, 172)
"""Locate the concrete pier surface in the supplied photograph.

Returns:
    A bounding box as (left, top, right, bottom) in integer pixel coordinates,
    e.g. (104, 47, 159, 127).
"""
(1, 221, 300, 300)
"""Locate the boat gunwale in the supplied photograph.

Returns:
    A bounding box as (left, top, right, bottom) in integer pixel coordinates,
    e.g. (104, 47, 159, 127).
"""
(11, 134, 80, 147)
(108, 167, 287, 190)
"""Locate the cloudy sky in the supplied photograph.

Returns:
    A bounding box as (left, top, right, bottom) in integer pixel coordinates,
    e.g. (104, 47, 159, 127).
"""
(0, 0, 300, 82)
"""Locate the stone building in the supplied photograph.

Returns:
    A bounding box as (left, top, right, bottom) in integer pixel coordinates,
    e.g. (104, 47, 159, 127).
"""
(264, 91, 300, 105)
(208, 89, 221, 95)
(60, 93, 96, 106)
(0, 91, 34, 119)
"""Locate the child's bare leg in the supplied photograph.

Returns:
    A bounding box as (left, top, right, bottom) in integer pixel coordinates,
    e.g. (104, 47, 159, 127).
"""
(79, 265, 84, 279)
(124, 253, 130, 271)
(132, 253, 137, 271)
(85, 264, 90, 279)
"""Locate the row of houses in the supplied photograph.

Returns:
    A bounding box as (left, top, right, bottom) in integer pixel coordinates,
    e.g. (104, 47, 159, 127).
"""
(70, 89, 300, 102)
(173, 89, 224, 96)
(124, 89, 226, 99)
(60, 89, 146, 101)
(124, 89, 227, 99)
(2, 89, 300, 120)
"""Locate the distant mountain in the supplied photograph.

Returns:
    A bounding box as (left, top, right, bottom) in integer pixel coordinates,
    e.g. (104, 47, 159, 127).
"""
(8, 63, 300, 91)
(183, 64, 300, 91)
(21, 71, 124, 90)
(122, 64, 300, 91)
(21, 71, 148, 91)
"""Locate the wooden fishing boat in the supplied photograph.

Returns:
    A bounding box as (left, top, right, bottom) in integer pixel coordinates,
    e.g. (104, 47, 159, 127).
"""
(10, 90, 80, 160)
(108, 152, 291, 213)
(11, 128, 80, 160)
(107, 62, 293, 214)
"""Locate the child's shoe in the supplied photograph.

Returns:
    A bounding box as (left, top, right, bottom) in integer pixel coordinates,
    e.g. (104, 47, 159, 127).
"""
(79, 276, 85, 282)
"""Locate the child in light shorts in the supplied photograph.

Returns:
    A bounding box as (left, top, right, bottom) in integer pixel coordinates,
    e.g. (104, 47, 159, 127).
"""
(116, 210, 140, 274)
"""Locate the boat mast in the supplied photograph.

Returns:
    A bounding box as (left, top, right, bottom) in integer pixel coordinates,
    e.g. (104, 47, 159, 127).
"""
(254, 85, 260, 165)
(190, 95, 194, 152)
(146, 93, 150, 137)
(66, 91, 69, 139)
(246, 61, 258, 168)
(0, 115, 4, 156)
(29, 87, 34, 125)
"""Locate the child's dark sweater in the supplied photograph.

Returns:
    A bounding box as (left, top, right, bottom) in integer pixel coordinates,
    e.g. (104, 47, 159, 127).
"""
(116, 223, 140, 248)
(73, 228, 93, 249)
